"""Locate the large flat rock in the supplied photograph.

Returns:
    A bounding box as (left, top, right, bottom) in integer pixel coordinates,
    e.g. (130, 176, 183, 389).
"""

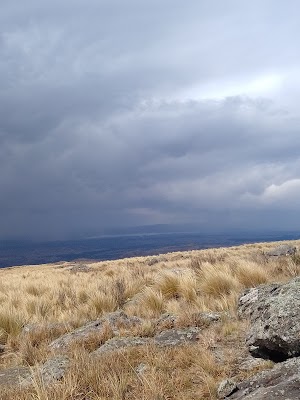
(154, 327, 200, 347)
(93, 327, 201, 355)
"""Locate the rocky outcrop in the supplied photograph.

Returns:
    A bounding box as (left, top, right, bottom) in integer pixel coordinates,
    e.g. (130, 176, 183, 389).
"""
(155, 313, 178, 329)
(154, 327, 200, 347)
(227, 356, 300, 399)
(237, 283, 280, 320)
(217, 276, 300, 398)
(49, 311, 142, 349)
(50, 309, 207, 351)
(68, 264, 92, 273)
(238, 278, 300, 361)
(0, 356, 69, 387)
(93, 336, 150, 355)
(266, 244, 296, 257)
(93, 327, 201, 355)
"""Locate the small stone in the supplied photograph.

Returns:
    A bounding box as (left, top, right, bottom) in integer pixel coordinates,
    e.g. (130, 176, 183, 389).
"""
(191, 311, 225, 326)
(147, 258, 159, 266)
(155, 313, 178, 329)
(135, 363, 148, 375)
(217, 379, 238, 399)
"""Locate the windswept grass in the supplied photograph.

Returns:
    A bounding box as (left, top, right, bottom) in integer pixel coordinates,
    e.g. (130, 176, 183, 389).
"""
(0, 239, 298, 399)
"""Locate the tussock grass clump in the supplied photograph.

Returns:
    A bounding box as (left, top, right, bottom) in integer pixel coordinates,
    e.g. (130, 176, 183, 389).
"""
(0, 308, 25, 343)
(25, 284, 48, 297)
(291, 253, 300, 265)
(198, 264, 241, 297)
(233, 261, 269, 287)
(90, 293, 118, 316)
(136, 288, 165, 318)
(156, 272, 181, 299)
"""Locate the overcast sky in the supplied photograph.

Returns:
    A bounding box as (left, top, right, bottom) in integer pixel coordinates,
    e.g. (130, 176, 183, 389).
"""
(1, 0, 300, 239)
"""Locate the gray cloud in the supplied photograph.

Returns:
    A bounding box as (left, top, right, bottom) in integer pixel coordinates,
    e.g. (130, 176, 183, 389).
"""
(1, 0, 300, 239)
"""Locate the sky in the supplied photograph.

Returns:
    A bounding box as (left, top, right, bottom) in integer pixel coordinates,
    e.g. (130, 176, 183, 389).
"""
(1, 0, 300, 239)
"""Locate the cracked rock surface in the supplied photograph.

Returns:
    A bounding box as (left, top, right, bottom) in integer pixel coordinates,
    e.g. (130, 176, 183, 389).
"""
(238, 278, 300, 361)
(227, 356, 300, 399)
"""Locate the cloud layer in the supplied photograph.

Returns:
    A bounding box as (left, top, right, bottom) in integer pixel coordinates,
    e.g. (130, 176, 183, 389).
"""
(1, 1, 300, 239)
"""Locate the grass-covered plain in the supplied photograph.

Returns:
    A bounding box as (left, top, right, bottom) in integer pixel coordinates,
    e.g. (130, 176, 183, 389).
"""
(0, 240, 299, 399)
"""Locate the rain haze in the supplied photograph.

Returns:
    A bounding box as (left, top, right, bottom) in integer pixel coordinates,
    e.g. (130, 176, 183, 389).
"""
(1, 0, 300, 240)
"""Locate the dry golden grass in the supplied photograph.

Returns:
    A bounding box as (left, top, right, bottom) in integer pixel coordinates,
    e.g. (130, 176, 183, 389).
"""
(0, 239, 298, 399)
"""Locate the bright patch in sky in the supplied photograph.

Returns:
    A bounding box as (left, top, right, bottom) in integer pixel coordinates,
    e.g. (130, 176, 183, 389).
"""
(179, 73, 283, 101)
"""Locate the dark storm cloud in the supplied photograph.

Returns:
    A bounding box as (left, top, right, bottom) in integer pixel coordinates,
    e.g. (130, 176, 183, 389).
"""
(1, 0, 300, 239)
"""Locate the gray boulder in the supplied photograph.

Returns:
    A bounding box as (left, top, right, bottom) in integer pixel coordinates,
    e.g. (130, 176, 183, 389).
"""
(68, 263, 92, 273)
(0, 356, 69, 387)
(266, 244, 296, 257)
(191, 311, 227, 327)
(238, 278, 300, 361)
(227, 356, 300, 399)
(147, 257, 160, 266)
(0, 366, 31, 387)
(35, 356, 69, 385)
(49, 311, 142, 350)
(238, 284, 280, 320)
(23, 356, 69, 386)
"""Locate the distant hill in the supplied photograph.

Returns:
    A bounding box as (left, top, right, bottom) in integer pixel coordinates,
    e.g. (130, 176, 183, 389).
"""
(0, 230, 299, 268)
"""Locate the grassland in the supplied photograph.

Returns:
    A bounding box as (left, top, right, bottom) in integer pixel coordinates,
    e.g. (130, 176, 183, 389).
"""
(0, 239, 299, 399)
